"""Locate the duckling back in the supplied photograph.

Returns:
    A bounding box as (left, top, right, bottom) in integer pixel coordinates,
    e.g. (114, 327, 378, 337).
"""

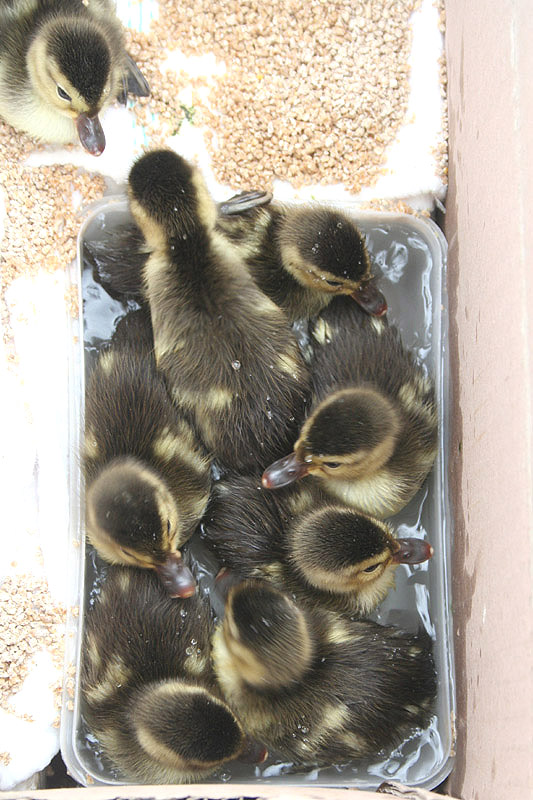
(128, 150, 310, 473)
(84, 308, 211, 576)
(213, 581, 436, 765)
(201, 474, 295, 582)
(310, 297, 427, 401)
(82, 566, 246, 783)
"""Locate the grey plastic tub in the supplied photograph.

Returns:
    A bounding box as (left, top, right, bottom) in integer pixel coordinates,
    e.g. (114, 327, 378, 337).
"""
(60, 198, 455, 790)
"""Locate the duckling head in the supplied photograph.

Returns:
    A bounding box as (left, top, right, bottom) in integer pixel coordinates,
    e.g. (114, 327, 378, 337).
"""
(262, 388, 400, 489)
(221, 581, 315, 690)
(278, 208, 387, 316)
(131, 681, 249, 776)
(129, 149, 217, 243)
(86, 457, 195, 597)
(26, 17, 123, 154)
(288, 507, 433, 614)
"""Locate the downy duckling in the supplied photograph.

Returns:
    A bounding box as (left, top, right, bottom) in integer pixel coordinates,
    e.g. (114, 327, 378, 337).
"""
(203, 475, 432, 617)
(84, 308, 212, 596)
(262, 297, 438, 518)
(128, 149, 310, 473)
(83, 566, 265, 783)
(212, 580, 436, 765)
(216, 199, 387, 322)
(0, 0, 149, 154)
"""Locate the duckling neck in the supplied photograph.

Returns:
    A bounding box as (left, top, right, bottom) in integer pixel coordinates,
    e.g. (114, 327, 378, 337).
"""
(145, 226, 244, 315)
(314, 473, 405, 519)
(257, 259, 331, 321)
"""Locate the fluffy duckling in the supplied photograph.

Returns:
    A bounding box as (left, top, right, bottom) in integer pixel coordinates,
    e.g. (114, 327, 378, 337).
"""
(82, 566, 264, 783)
(262, 297, 438, 518)
(203, 475, 432, 617)
(0, 0, 149, 154)
(128, 149, 310, 473)
(84, 308, 212, 596)
(212, 580, 436, 765)
(216, 198, 387, 322)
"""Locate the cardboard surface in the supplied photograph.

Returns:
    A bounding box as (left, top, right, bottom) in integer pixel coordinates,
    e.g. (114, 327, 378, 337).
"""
(5, 781, 459, 800)
(445, 1, 533, 798)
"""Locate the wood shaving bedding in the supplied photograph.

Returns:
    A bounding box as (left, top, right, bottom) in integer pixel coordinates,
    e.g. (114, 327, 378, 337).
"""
(126, 0, 429, 193)
(0, 574, 66, 710)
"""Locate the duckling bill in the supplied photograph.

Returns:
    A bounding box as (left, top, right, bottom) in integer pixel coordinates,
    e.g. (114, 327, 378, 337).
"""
(0, 0, 149, 154)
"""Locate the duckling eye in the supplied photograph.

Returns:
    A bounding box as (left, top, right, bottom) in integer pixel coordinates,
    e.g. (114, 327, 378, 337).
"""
(363, 564, 380, 573)
(322, 461, 341, 469)
(166, 520, 171, 534)
(57, 85, 71, 102)
(325, 280, 342, 287)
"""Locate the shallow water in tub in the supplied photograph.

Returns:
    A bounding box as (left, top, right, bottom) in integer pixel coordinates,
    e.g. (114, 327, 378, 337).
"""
(70, 205, 453, 789)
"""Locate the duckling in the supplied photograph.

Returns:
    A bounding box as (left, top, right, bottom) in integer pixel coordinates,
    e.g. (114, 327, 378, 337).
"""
(82, 566, 264, 783)
(262, 297, 438, 518)
(203, 475, 432, 617)
(216, 198, 387, 322)
(0, 0, 149, 155)
(84, 307, 212, 596)
(128, 149, 310, 473)
(212, 580, 436, 765)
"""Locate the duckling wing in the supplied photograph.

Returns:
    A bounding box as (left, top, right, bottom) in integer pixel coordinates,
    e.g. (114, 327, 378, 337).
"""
(122, 51, 150, 97)
(218, 190, 273, 216)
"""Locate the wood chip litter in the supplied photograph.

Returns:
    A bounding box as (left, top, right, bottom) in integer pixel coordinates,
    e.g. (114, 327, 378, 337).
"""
(0, 574, 66, 711)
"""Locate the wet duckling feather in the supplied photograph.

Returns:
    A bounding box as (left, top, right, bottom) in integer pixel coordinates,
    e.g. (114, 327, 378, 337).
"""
(212, 580, 436, 765)
(128, 149, 310, 474)
(82, 566, 248, 783)
(84, 307, 211, 595)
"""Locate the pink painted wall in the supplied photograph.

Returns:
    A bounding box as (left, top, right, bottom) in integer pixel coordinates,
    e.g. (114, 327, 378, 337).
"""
(445, 1, 533, 798)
